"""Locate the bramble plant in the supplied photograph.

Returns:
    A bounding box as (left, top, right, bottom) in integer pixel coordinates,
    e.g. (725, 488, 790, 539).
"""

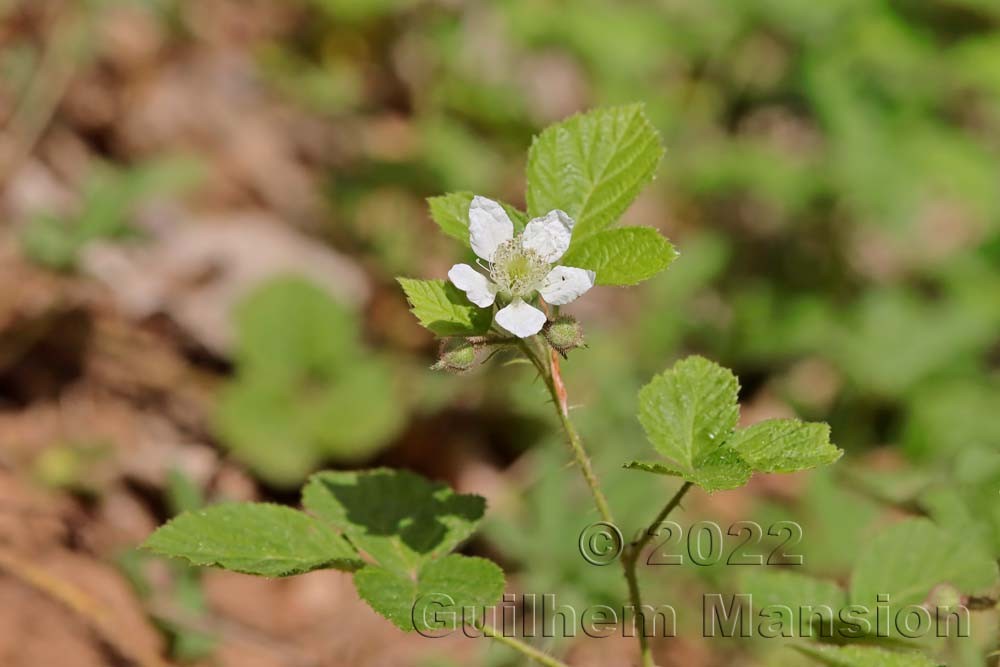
(143, 106, 997, 667)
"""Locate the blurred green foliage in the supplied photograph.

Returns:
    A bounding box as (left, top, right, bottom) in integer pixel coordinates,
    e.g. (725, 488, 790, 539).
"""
(216, 278, 406, 487)
(263, 1, 996, 663)
(20, 157, 201, 271)
(9, 0, 997, 663)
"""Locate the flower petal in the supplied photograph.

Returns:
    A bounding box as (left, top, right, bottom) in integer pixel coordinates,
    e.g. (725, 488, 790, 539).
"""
(521, 209, 574, 263)
(495, 298, 547, 338)
(448, 263, 497, 308)
(538, 266, 596, 305)
(469, 196, 514, 261)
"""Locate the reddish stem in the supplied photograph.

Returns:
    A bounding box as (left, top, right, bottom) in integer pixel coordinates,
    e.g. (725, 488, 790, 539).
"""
(549, 347, 570, 418)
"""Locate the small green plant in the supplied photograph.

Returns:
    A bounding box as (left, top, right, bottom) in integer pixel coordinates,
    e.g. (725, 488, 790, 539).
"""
(143, 106, 991, 667)
(215, 277, 406, 487)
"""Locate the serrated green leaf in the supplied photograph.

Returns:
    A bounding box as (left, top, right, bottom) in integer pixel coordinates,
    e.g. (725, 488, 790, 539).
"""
(727, 419, 842, 473)
(561, 226, 677, 286)
(794, 644, 939, 667)
(741, 570, 846, 637)
(624, 446, 751, 492)
(397, 278, 492, 337)
(526, 104, 663, 240)
(631, 357, 842, 492)
(303, 468, 486, 574)
(428, 192, 475, 243)
(850, 518, 998, 616)
(143, 503, 362, 577)
(637, 356, 740, 471)
(354, 555, 505, 633)
(427, 192, 526, 244)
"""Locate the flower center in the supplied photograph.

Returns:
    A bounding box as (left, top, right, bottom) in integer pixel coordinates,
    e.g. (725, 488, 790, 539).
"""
(490, 239, 549, 297)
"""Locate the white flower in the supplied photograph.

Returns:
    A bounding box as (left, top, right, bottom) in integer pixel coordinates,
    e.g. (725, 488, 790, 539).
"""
(448, 196, 596, 338)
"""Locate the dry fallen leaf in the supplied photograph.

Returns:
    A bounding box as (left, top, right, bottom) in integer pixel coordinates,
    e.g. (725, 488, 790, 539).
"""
(81, 212, 370, 355)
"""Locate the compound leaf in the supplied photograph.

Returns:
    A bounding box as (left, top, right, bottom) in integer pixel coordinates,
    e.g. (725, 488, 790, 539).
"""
(631, 357, 842, 493)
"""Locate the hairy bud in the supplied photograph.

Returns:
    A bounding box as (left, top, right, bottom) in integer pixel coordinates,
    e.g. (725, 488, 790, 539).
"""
(432, 338, 477, 373)
(544, 316, 585, 356)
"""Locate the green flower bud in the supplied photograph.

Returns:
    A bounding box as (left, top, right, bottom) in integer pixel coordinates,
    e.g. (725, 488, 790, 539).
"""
(432, 338, 477, 373)
(544, 316, 585, 356)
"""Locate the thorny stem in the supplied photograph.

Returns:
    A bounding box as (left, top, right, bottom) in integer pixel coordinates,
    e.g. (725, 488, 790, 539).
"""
(517, 338, 614, 526)
(517, 327, 700, 666)
(546, 348, 616, 525)
(478, 622, 571, 667)
(622, 481, 694, 667)
(522, 332, 695, 667)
